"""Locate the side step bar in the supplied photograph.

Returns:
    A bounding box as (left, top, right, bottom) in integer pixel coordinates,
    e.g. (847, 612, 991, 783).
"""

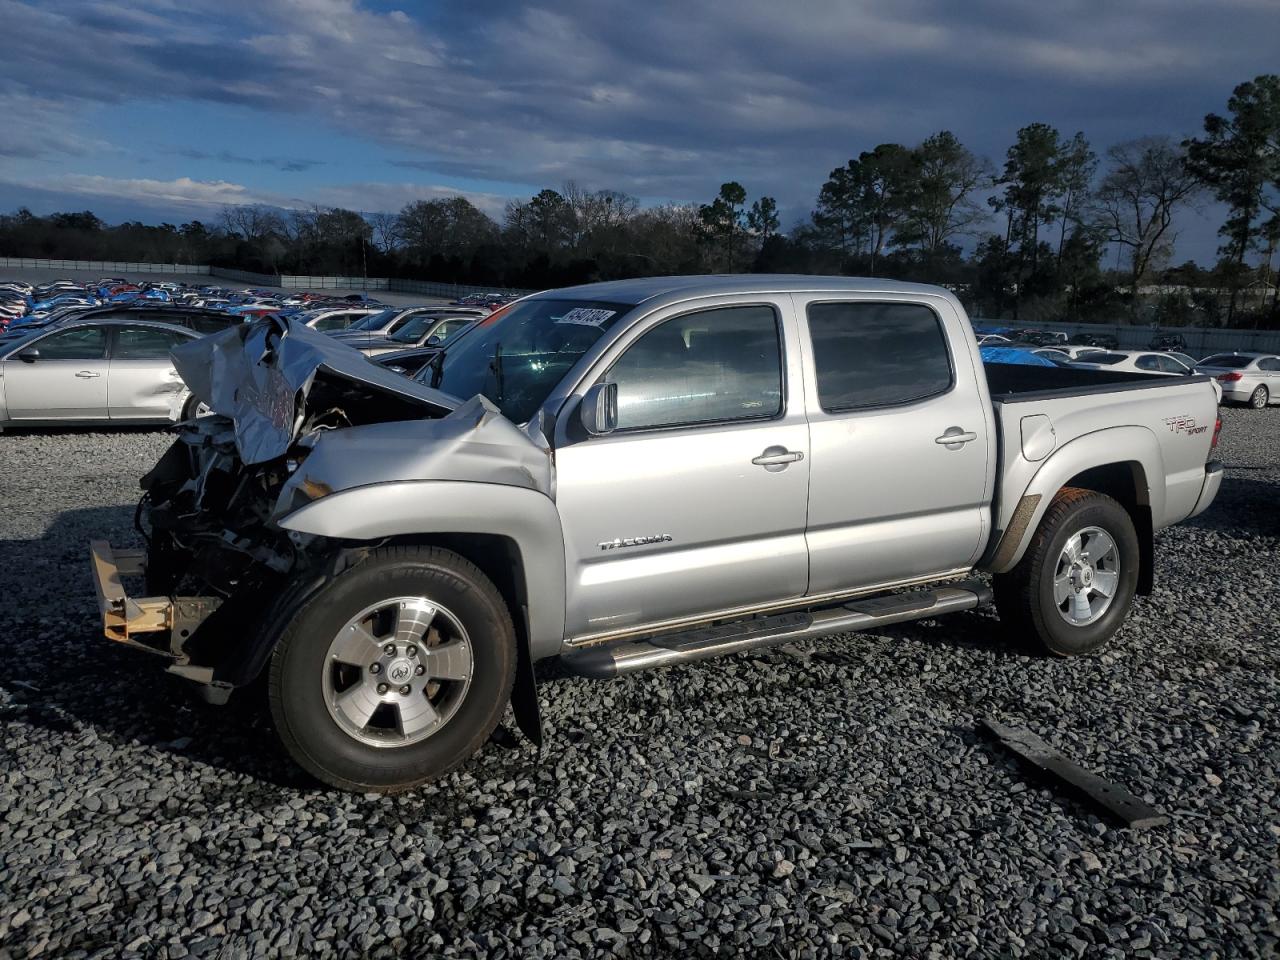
(563, 580, 991, 679)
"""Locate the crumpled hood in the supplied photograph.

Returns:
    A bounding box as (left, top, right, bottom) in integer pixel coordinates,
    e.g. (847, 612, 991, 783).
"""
(171, 314, 458, 464)
(274, 394, 553, 518)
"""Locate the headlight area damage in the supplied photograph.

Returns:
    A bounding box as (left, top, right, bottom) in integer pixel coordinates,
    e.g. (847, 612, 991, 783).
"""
(88, 314, 550, 703)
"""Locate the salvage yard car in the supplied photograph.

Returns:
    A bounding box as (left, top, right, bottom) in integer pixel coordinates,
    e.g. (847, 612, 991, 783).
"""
(1194, 352, 1280, 408)
(88, 276, 1224, 792)
(0, 319, 204, 429)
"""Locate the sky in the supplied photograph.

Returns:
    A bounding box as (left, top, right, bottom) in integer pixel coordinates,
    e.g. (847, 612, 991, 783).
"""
(0, 0, 1276, 264)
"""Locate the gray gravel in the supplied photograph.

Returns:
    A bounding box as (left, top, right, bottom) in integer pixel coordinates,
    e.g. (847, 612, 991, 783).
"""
(1, 410, 1277, 958)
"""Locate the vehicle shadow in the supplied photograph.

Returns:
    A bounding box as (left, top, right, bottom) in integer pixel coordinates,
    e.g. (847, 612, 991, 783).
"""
(3, 470, 1270, 792)
(1182, 473, 1279, 537)
(0, 502, 309, 790)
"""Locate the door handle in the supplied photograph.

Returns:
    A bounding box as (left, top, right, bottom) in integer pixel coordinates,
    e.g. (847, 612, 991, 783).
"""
(752, 446, 804, 470)
(74, 371, 102, 379)
(935, 427, 978, 449)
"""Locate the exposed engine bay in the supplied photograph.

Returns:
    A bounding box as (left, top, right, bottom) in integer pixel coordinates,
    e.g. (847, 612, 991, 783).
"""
(113, 314, 551, 696)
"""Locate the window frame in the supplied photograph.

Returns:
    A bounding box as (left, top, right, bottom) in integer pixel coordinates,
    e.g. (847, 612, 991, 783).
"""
(804, 299, 956, 415)
(599, 301, 789, 436)
(30, 323, 110, 360)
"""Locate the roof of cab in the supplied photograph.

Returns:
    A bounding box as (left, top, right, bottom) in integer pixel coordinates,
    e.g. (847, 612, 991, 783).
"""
(532, 274, 958, 309)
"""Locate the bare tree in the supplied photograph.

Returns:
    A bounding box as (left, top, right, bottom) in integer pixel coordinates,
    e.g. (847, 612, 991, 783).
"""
(219, 204, 285, 242)
(368, 211, 401, 253)
(1094, 137, 1202, 308)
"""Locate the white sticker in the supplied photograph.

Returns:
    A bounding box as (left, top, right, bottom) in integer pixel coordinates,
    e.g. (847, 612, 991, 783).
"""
(555, 307, 616, 327)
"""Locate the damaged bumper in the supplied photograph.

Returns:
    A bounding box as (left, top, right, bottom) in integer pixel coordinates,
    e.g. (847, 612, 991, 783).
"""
(89, 539, 231, 701)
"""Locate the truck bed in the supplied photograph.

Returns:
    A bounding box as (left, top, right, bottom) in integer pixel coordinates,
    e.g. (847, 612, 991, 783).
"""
(983, 361, 1214, 403)
(981, 361, 1220, 550)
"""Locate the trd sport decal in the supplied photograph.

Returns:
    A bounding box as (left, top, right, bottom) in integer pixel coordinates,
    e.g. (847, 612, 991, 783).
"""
(1162, 416, 1209, 436)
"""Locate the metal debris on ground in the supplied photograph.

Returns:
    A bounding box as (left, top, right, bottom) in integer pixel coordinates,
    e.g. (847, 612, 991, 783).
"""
(980, 716, 1169, 829)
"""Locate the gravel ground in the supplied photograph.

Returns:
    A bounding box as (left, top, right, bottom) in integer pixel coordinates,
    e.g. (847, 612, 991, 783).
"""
(1, 409, 1277, 958)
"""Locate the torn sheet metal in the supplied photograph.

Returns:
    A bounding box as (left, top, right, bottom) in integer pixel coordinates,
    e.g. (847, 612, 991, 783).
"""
(274, 394, 553, 518)
(170, 315, 457, 465)
(981, 717, 1169, 829)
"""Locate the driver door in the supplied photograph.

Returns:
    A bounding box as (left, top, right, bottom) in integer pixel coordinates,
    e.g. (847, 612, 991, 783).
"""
(2, 325, 109, 420)
(554, 299, 811, 642)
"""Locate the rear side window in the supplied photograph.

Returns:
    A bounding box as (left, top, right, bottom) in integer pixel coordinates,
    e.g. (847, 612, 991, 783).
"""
(1259, 357, 1280, 372)
(1201, 354, 1250, 369)
(806, 302, 952, 411)
(114, 326, 191, 359)
(312, 313, 354, 331)
(609, 305, 783, 431)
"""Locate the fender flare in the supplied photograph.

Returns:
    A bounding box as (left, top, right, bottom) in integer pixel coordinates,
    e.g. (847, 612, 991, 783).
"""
(278, 479, 568, 662)
(984, 426, 1163, 574)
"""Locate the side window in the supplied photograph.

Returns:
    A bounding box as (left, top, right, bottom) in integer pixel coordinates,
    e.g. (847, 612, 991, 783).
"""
(806, 301, 952, 411)
(114, 326, 191, 359)
(1259, 357, 1280, 372)
(312, 313, 350, 331)
(1136, 355, 1162, 371)
(33, 326, 108, 360)
(431, 319, 470, 342)
(608, 305, 783, 431)
(1160, 356, 1188, 374)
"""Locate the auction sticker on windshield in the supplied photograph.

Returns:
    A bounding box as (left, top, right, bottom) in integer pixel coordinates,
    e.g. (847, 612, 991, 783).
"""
(555, 307, 616, 327)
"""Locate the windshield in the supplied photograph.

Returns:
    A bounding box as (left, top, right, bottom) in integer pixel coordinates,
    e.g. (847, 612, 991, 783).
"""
(430, 299, 631, 423)
(1199, 354, 1251, 369)
(347, 308, 397, 331)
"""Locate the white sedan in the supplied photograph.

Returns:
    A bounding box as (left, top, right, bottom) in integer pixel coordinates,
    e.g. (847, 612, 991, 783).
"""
(0, 318, 201, 429)
(1075, 350, 1223, 400)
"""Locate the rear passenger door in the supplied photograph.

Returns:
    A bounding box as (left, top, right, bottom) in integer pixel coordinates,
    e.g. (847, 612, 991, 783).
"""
(107, 326, 192, 419)
(795, 295, 992, 595)
(554, 298, 811, 641)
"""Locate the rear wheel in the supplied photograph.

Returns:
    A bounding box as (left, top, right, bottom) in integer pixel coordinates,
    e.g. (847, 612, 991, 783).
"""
(1250, 385, 1269, 409)
(993, 487, 1139, 656)
(268, 545, 516, 792)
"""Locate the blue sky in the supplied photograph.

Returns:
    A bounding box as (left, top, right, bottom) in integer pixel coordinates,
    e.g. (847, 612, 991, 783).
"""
(1, 0, 1276, 263)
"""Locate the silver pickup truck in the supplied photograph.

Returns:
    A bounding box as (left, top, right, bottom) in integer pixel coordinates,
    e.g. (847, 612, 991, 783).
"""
(89, 276, 1224, 792)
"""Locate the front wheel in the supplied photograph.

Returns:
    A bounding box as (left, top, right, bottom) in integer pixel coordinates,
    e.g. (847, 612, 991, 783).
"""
(993, 487, 1140, 656)
(268, 545, 516, 792)
(1250, 385, 1269, 409)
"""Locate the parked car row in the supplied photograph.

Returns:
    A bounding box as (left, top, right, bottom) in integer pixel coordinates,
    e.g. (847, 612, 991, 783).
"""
(0, 276, 512, 431)
(0, 276, 520, 332)
(973, 323, 1277, 410)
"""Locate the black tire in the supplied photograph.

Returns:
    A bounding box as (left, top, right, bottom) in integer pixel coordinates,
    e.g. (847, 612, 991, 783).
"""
(180, 393, 207, 421)
(993, 487, 1140, 657)
(1250, 385, 1269, 409)
(268, 545, 516, 792)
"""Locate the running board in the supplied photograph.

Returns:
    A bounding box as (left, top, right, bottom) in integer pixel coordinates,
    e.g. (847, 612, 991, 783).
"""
(563, 580, 991, 679)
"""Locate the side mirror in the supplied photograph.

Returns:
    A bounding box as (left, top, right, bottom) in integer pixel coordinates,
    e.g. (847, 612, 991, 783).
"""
(17, 347, 39, 363)
(580, 381, 618, 436)
(426, 335, 443, 346)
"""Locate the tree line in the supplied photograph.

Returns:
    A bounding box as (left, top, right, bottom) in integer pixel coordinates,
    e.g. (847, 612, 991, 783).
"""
(1, 74, 1276, 327)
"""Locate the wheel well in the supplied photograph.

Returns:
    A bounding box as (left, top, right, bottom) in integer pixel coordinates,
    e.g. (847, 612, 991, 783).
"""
(1062, 462, 1154, 595)
(386, 533, 528, 627)
(383, 533, 542, 746)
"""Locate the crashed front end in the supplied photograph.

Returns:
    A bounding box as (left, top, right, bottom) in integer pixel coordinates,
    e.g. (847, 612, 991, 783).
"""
(89, 314, 464, 702)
